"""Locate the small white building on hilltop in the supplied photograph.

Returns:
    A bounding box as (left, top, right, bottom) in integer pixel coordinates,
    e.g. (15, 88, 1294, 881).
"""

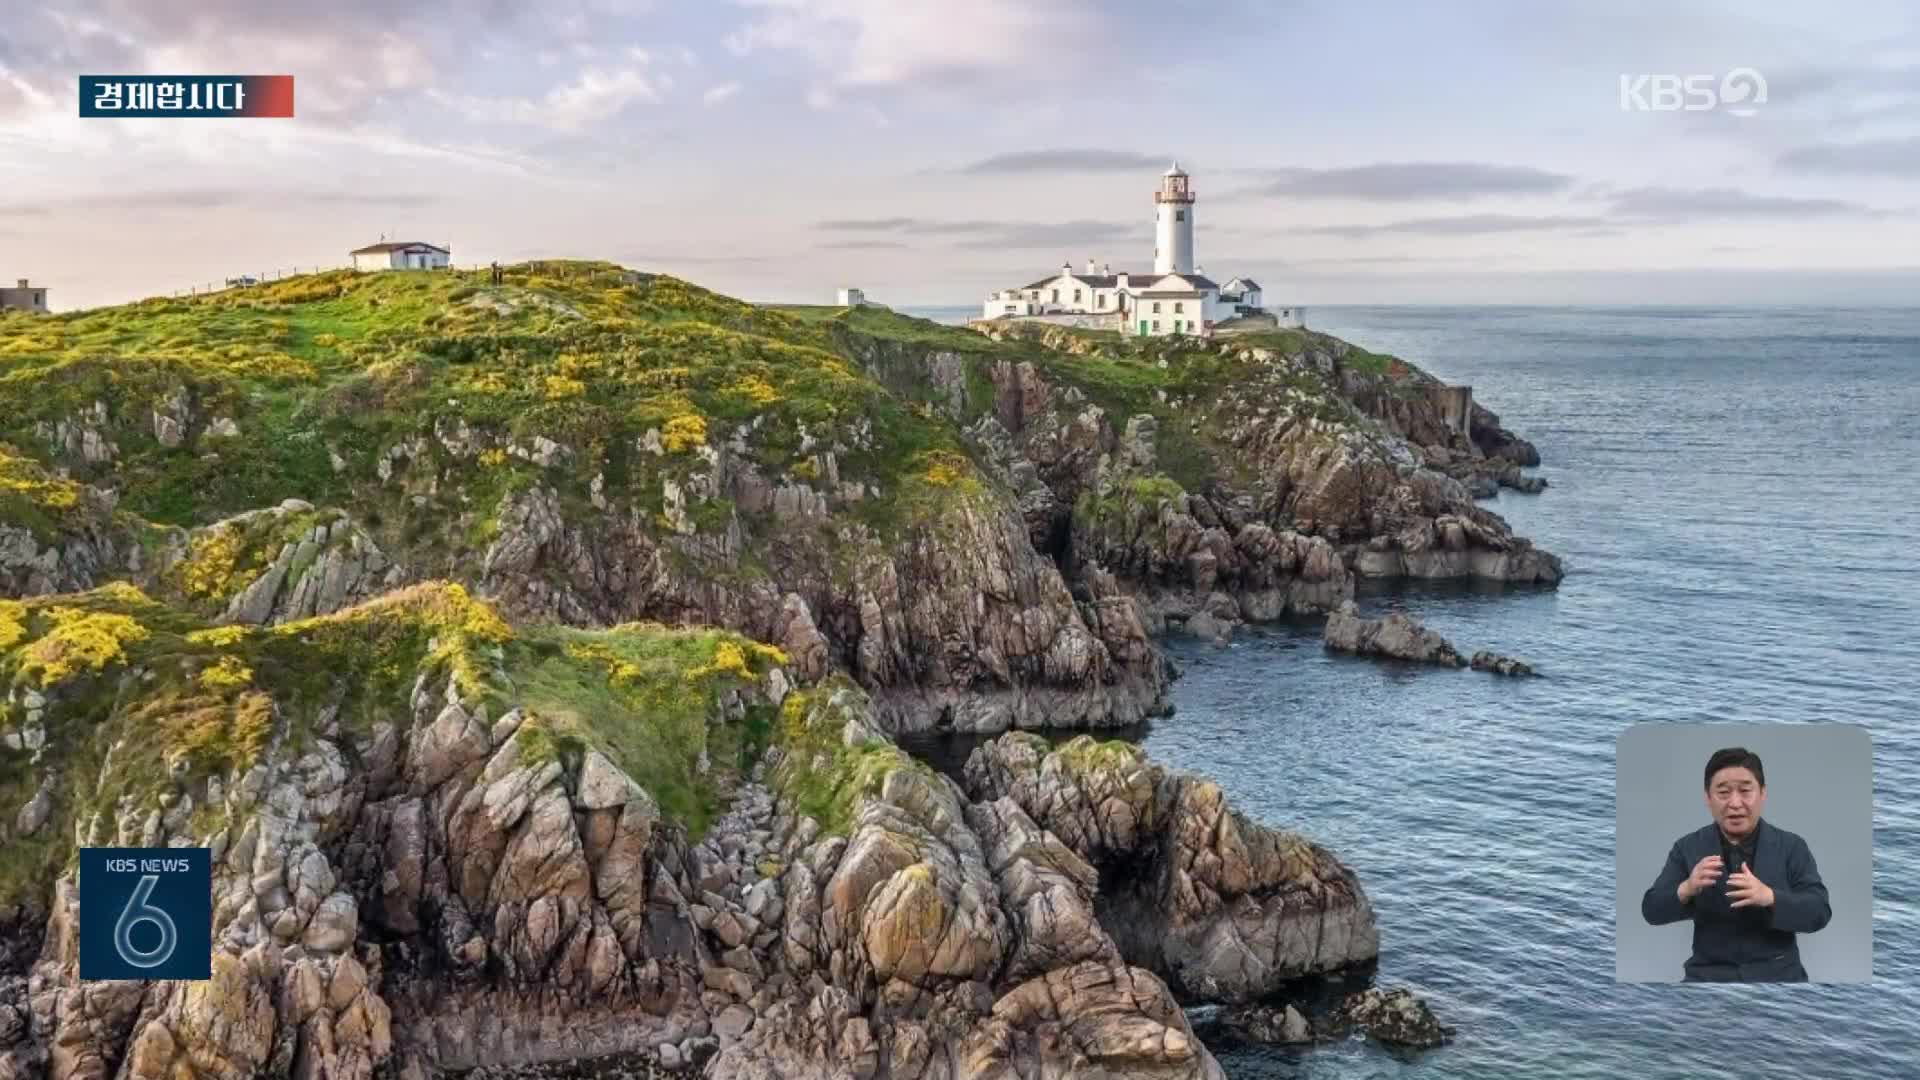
(980, 164, 1301, 337)
(351, 240, 450, 271)
(0, 278, 49, 314)
(837, 287, 867, 307)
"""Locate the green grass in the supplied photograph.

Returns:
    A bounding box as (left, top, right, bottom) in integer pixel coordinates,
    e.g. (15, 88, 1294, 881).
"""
(1053, 733, 1146, 775)
(0, 262, 1008, 545)
(0, 258, 1413, 568)
(0, 580, 786, 903)
(1344, 347, 1395, 377)
(503, 623, 784, 837)
(767, 679, 935, 838)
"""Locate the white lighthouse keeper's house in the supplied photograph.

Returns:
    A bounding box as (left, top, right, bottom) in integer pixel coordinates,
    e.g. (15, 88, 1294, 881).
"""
(979, 163, 1301, 337)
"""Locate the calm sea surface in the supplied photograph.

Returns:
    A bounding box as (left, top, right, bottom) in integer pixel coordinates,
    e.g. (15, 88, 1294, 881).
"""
(909, 305, 1920, 1079)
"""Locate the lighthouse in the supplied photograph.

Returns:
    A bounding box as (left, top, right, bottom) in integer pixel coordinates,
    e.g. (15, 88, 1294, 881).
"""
(1153, 162, 1195, 275)
(980, 163, 1297, 336)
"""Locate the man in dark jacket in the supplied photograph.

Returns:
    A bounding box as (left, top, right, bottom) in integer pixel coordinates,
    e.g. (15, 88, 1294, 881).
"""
(1641, 746, 1832, 981)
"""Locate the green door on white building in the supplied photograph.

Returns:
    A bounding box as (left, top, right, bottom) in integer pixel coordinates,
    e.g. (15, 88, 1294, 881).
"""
(1138, 320, 1148, 336)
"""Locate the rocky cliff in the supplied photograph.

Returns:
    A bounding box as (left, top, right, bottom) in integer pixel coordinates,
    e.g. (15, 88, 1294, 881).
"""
(0, 585, 1378, 1079)
(0, 264, 1555, 1077)
(0, 265, 1554, 734)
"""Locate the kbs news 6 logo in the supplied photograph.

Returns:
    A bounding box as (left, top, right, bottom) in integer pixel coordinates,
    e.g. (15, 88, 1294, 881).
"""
(78, 848, 212, 980)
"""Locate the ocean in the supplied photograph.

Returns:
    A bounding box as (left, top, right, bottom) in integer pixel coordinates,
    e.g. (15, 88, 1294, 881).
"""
(902, 304, 1920, 1077)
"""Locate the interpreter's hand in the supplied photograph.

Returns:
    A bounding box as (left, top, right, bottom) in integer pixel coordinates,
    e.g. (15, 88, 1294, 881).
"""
(1678, 855, 1724, 903)
(1727, 864, 1776, 909)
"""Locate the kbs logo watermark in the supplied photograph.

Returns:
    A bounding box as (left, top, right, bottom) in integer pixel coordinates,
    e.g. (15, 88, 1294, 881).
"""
(78, 848, 211, 980)
(1619, 68, 1767, 116)
(78, 75, 294, 118)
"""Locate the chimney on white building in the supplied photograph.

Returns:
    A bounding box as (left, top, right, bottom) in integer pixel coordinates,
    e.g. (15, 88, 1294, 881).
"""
(1085, 257, 1098, 274)
(1103, 262, 1111, 276)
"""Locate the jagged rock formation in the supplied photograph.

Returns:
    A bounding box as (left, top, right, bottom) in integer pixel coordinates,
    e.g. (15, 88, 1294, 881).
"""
(966, 324, 1559, 646)
(472, 479, 1163, 736)
(1323, 601, 1466, 667)
(963, 735, 1378, 1003)
(0, 448, 140, 600)
(700, 685, 1235, 1080)
(1471, 650, 1537, 677)
(0, 583, 1404, 1080)
(1419, 444, 1547, 498)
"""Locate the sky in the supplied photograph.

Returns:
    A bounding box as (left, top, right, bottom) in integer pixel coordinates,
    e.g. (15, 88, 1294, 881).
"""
(2, 0, 1919, 310)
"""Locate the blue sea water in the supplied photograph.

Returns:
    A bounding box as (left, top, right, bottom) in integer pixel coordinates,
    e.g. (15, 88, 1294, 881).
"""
(905, 304, 1920, 1078)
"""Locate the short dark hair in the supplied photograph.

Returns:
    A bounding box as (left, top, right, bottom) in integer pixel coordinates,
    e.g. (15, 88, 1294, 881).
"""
(1704, 747, 1765, 789)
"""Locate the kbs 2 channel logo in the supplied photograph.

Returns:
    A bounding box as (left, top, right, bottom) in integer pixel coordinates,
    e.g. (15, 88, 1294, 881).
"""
(78, 848, 212, 980)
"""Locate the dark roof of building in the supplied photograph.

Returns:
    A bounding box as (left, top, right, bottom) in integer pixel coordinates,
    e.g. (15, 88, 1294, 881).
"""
(1022, 269, 1138, 289)
(1018, 270, 1223, 291)
(1137, 289, 1204, 298)
(351, 241, 449, 255)
(1224, 277, 1262, 290)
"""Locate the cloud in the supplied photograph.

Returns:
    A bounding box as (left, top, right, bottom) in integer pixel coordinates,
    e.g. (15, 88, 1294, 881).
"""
(1777, 136, 1920, 178)
(819, 239, 908, 249)
(1241, 162, 1575, 201)
(434, 65, 664, 131)
(726, 0, 1075, 91)
(817, 217, 996, 235)
(816, 217, 914, 231)
(1299, 187, 1896, 237)
(538, 66, 664, 126)
(702, 81, 742, 106)
(723, 0, 1262, 104)
(815, 215, 1138, 250)
(1606, 186, 1890, 220)
(1303, 214, 1612, 237)
(0, 186, 438, 216)
(954, 220, 1139, 250)
(957, 149, 1169, 175)
(618, 250, 778, 267)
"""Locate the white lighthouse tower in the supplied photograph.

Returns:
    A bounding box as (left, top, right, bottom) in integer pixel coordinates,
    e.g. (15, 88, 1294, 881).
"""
(1153, 162, 1195, 275)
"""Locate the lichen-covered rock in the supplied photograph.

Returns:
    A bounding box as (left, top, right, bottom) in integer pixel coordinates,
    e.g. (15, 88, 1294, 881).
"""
(964, 962, 1226, 1079)
(966, 797, 1118, 982)
(1327, 986, 1455, 1048)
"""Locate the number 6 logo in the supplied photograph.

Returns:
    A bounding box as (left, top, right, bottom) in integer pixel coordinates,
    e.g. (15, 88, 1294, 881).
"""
(113, 874, 178, 969)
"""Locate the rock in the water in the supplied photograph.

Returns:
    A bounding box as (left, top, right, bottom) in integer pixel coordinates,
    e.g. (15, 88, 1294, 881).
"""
(1226, 987, 1451, 1050)
(1328, 987, 1454, 1048)
(1470, 650, 1537, 676)
(1222, 1002, 1313, 1044)
(1502, 471, 1548, 494)
(1323, 601, 1465, 667)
